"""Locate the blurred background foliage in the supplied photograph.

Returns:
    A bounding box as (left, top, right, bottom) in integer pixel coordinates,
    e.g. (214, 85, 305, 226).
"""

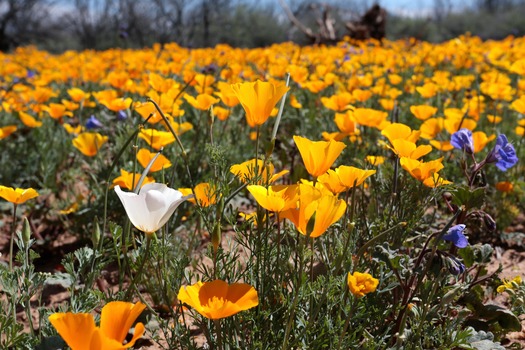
(1, 0, 525, 52)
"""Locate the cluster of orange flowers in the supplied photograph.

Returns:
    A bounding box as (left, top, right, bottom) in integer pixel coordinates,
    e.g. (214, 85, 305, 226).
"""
(2, 34, 525, 347)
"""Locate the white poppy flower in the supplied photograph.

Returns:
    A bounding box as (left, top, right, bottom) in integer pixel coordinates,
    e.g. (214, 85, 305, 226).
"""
(115, 183, 192, 234)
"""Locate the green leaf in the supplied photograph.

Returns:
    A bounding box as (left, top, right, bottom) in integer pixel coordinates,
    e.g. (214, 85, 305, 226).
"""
(467, 328, 505, 350)
(482, 305, 522, 332)
(44, 272, 74, 289)
(451, 186, 485, 210)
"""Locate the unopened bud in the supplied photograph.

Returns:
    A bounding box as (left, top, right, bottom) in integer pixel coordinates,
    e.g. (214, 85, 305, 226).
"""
(22, 217, 31, 244)
(92, 221, 101, 248)
(482, 213, 497, 232)
(211, 223, 221, 253)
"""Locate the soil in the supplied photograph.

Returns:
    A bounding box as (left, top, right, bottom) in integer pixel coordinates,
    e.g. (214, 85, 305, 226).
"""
(0, 209, 524, 349)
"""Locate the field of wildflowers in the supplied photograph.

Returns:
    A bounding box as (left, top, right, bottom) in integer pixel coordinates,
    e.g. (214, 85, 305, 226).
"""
(1, 34, 525, 349)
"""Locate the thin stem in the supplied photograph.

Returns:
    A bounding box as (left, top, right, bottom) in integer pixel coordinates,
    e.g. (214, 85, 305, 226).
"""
(282, 233, 307, 350)
(338, 293, 356, 349)
(213, 319, 223, 350)
(9, 204, 18, 271)
(124, 235, 152, 301)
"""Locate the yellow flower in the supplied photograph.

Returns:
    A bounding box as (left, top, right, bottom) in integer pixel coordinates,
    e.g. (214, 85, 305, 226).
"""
(247, 185, 298, 212)
(49, 301, 145, 350)
(317, 166, 376, 194)
(138, 129, 175, 150)
(43, 103, 73, 119)
(0, 186, 39, 204)
(321, 92, 353, 112)
(19, 111, 42, 128)
(0, 125, 17, 139)
(177, 280, 259, 319)
(381, 123, 420, 144)
(72, 132, 108, 157)
(67, 88, 91, 103)
(230, 159, 288, 185)
(472, 131, 495, 153)
(213, 106, 230, 121)
(100, 97, 133, 112)
(365, 155, 386, 166)
(215, 82, 240, 108)
(63, 123, 84, 135)
(334, 111, 359, 135)
(183, 93, 220, 111)
(352, 108, 389, 129)
(497, 276, 522, 293)
(112, 169, 154, 190)
(400, 157, 446, 183)
(293, 135, 346, 178)
(231, 80, 289, 127)
(389, 139, 432, 160)
(179, 183, 218, 207)
(290, 94, 302, 109)
(136, 148, 172, 172)
(134, 101, 162, 124)
(280, 183, 346, 238)
(347, 271, 379, 298)
(416, 82, 438, 98)
(511, 96, 525, 114)
(410, 105, 438, 121)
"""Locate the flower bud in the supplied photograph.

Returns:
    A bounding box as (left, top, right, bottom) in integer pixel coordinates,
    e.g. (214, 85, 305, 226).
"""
(211, 223, 221, 253)
(482, 213, 497, 232)
(22, 217, 31, 245)
(92, 221, 101, 248)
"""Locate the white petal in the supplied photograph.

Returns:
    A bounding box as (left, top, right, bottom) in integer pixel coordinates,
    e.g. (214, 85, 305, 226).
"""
(115, 185, 154, 233)
(157, 195, 193, 228)
(145, 190, 167, 212)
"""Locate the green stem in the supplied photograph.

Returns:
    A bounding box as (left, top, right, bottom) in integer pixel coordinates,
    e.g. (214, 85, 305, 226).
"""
(282, 233, 307, 350)
(213, 319, 223, 350)
(124, 235, 152, 300)
(338, 292, 356, 349)
(9, 204, 18, 271)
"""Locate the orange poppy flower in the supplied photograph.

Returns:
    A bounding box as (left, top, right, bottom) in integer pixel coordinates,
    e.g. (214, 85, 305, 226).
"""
(138, 129, 175, 150)
(136, 148, 172, 172)
(49, 301, 145, 350)
(0, 125, 17, 139)
(112, 169, 154, 190)
(19, 111, 42, 128)
(0, 186, 39, 205)
(72, 132, 108, 157)
(177, 280, 259, 319)
(347, 271, 379, 298)
(293, 135, 346, 178)
(280, 183, 346, 238)
(230, 159, 288, 185)
(247, 184, 299, 212)
(230, 80, 289, 127)
(183, 93, 219, 111)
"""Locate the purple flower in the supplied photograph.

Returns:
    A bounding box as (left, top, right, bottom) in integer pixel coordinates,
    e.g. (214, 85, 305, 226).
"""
(451, 128, 474, 154)
(117, 110, 127, 121)
(447, 256, 466, 275)
(85, 115, 103, 129)
(442, 224, 468, 248)
(485, 134, 518, 171)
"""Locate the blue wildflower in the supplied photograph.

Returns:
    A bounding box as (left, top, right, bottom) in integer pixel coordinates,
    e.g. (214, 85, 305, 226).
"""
(442, 224, 468, 248)
(117, 110, 127, 121)
(85, 115, 103, 129)
(447, 255, 466, 275)
(451, 128, 474, 154)
(486, 134, 518, 171)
